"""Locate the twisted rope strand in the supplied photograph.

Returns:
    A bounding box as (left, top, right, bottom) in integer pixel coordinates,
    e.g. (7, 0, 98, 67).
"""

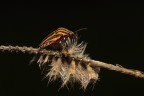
(0, 45, 144, 79)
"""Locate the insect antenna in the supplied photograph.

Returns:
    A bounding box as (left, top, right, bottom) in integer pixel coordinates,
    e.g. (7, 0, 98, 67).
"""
(73, 28, 88, 42)
(74, 28, 88, 33)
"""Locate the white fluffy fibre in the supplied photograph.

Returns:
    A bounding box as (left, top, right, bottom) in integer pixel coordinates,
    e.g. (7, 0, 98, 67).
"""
(36, 37, 100, 89)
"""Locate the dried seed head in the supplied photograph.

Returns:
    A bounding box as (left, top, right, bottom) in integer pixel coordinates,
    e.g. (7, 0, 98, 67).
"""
(69, 59, 76, 76)
(46, 57, 62, 82)
(34, 35, 100, 90)
(37, 55, 44, 64)
(43, 55, 49, 64)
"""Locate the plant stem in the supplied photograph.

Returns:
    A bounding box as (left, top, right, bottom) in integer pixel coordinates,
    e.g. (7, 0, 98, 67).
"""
(0, 45, 144, 79)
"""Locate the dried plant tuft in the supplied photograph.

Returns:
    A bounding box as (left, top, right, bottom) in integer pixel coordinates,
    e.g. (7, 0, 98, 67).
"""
(35, 37, 100, 89)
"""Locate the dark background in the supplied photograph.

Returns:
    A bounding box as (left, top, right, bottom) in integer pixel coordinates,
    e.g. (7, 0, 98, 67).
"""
(0, 1, 144, 96)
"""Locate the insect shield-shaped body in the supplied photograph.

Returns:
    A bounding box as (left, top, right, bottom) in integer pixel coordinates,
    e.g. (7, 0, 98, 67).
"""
(39, 27, 75, 51)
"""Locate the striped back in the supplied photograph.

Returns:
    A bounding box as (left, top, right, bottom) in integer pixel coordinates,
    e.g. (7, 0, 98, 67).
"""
(39, 27, 74, 49)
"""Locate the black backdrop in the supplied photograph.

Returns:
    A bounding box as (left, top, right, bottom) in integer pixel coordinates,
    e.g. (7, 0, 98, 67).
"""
(0, 1, 144, 96)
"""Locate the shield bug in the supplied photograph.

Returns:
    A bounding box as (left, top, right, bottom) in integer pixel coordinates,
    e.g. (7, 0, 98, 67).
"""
(39, 27, 87, 51)
(39, 27, 76, 50)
